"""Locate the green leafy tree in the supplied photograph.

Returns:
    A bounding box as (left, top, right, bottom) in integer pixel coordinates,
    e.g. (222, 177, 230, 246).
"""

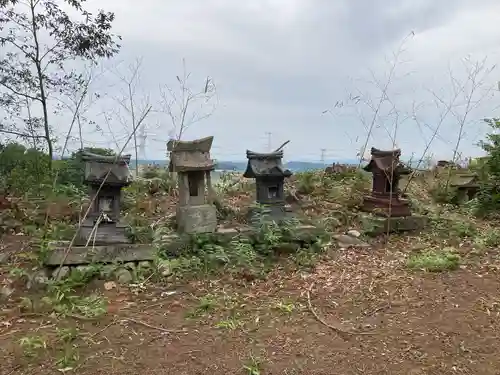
(0, 0, 121, 168)
(476, 118, 500, 215)
(0, 141, 51, 194)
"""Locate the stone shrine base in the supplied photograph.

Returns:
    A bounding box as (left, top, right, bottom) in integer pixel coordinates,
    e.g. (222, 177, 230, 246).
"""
(176, 204, 217, 234)
(77, 222, 129, 245)
(360, 214, 428, 236)
(45, 243, 155, 266)
(247, 204, 295, 225)
(45, 224, 322, 266)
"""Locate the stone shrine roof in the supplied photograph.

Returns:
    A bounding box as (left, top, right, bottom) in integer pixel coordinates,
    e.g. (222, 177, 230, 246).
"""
(243, 150, 292, 178)
(168, 136, 215, 172)
(82, 152, 132, 186)
(363, 147, 410, 175)
(450, 173, 480, 188)
(81, 151, 131, 165)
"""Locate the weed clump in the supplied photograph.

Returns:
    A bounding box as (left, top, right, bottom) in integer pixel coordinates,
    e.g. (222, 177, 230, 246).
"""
(407, 248, 460, 272)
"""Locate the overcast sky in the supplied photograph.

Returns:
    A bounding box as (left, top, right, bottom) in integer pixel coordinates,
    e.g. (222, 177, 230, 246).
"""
(49, 0, 500, 161)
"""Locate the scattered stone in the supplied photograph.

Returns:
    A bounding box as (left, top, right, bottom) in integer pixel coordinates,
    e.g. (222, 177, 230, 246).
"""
(0, 285, 14, 298)
(99, 265, 116, 279)
(333, 234, 370, 248)
(138, 261, 153, 268)
(0, 252, 11, 264)
(35, 269, 49, 282)
(52, 266, 70, 281)
(104, 281, 117, 291)
(124, 262, 136, 271)
(74, 265, 94, 275)
(347, 229, 361, 238)
(157, 261, 172, 277)
(114, 268, 133, 284)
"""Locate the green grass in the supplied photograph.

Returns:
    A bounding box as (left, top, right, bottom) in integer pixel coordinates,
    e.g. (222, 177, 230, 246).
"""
(407, 249, 460, 272)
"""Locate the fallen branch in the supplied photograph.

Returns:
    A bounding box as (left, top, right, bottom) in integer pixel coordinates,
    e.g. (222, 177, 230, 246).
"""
(120, 317, 187, 334)
(306, 282, 376, 336)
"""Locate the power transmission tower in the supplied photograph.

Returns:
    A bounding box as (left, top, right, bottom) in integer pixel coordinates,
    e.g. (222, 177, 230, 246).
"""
(138, 125, 147, 161)
(320, 148, 326, 165)
(265, 132, 272, 151)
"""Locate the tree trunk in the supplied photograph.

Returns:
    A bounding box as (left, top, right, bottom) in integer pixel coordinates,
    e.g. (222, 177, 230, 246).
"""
(30, 0, 53, 169)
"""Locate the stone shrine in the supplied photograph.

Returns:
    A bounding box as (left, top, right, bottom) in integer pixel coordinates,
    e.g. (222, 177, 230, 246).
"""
(450, 172, 480, 203)
(361, 147, 411, 217)
(168, 136, 217, 234)
(243, 149, 292, 222)
(78, 151, 132, 245)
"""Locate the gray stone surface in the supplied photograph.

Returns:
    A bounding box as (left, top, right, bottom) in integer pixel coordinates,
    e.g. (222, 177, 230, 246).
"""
(1, 285, 14, 298)
(45, 243, 155, 266)
(333, 234, 370, 248)
(247, 204, 296, 225)
(114, 268, 133, 284)
(361, 214, 428, 235)
(347, 229, 361, 238)
(176, 204, 217, 234)
(77, 222, 130, 246)
(99, 265, 116, 279)
(0, 252, 11, 264)
(52, 266, 70, 281)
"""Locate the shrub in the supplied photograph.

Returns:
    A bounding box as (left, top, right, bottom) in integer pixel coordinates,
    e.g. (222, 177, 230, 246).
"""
(475, 118, 500, 216)
(0, 142, 52, 195)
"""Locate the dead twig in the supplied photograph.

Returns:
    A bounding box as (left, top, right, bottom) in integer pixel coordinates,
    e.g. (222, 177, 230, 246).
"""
(88, 319, 118, 339)
(274, 140, 290, 152)
(119, 317, 187, 334)
(306, 282, 376, 336)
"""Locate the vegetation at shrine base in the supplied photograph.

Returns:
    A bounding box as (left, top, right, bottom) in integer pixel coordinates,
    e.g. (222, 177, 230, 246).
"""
(1, 120, 500, 374)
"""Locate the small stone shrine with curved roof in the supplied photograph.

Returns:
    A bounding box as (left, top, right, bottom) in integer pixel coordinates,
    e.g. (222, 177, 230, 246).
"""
(78, 151, 132, 245)
(243, 149, 292, 222)
(362, 147, 411, 217)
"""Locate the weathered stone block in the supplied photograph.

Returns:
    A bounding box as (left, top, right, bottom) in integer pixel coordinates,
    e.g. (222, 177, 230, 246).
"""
(77, 222, 129, 246)
(45, 242, 155, 266)
(361, 214, 427, 236)
(176, 204, 217, 234)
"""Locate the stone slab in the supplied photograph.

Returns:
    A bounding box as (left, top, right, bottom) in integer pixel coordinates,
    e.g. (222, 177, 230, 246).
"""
(45, 242, 154, 266)
(46, 224, 323, 265)
(77, 223, 130, 246)
(361, 214, 428, 236)
(177, 204, 217, 234)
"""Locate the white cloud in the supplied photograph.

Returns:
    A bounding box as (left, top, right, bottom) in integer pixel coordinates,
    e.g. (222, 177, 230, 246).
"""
(3, 0, 500, 162)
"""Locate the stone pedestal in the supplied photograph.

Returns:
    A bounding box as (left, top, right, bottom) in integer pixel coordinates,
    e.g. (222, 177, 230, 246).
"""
(176, 204, 217, 234)
(77, 220, 129, 246)
(360, 214, 427, 236)
(247, 204, 294, 225)
(361, 195, 411, 217)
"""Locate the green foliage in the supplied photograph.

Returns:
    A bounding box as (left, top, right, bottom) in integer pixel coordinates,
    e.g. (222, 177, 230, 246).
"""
(407, 248, 460, 272)
(0, 142, 52, 194)
(475, 118, 500, 216)
(153, 220, 328, 280)
(429, 181, 461, 205)
(0, 0, 120, 160)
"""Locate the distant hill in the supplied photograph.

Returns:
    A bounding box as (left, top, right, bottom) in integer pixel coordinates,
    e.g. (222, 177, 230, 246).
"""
(129, 159, 360, 172)
(58, 155, 360, 172)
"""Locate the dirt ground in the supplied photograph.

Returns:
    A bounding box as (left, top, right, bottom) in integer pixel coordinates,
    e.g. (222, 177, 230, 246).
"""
(2, 236, 500, 375)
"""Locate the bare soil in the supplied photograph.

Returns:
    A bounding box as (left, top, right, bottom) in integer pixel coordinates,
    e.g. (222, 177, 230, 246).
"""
(2, 239, 500, 375)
